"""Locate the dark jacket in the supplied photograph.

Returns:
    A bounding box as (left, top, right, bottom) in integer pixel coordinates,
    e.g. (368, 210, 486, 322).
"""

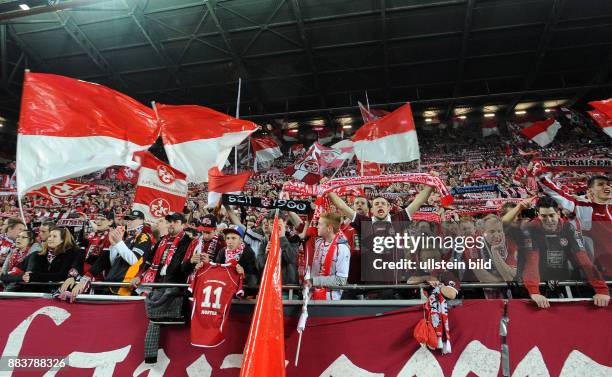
(29, 247, 83, 289)
(215, 244, 258, 288)
(144, 234, 192, 284)
(256, 236, 298, 285)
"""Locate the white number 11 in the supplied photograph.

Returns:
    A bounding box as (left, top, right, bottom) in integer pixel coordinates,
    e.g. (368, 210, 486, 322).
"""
(201, 286, 222, 309)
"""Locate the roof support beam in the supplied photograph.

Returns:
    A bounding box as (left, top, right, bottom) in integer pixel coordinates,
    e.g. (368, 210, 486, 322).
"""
(505, 0, 564, 115)
(566, 47, 612, 106)
(6, 24, 45, 69)
(129, 0, 183, 89)
(444, 0, 475, 119)
(55, 10, 128, 90)
(381, 0, 390, 102)
(204, 0, 264, 112)
(1, 24, 7, 88)
(289, 0, 325, 107)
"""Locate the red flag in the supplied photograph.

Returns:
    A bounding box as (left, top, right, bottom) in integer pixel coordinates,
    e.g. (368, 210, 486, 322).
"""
(17, 72, 159, 197)
(158, 104, 257, 183)
(206, 167, 252, 207)
(27, 179, 92, 204)
(116, 166, 139, 184)
(587, 110, 612, 139)
(251, 137, 282, 168)
(132, 152, 187, 221)
(283, 145, 322, 184)
(520, 118, 561, 147)
(358, 101, 389, 123)
(356, 159, 382, 176)
(240, 214, 286, 377)
(588, 98, 612, 118)
(352, 103, 420, 163)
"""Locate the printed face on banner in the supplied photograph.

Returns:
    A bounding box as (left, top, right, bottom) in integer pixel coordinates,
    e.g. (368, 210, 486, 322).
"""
(157, 165, 176, 185)
(149, 198, 171, 218)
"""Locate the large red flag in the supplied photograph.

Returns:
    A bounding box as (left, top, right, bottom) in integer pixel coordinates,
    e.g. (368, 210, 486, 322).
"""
(240, 213, 286, 377)
(520, 118, 561, 147)
(158, 104, 257, 183)
(283, 144, 322, 185)
(206, 167, 252, 207)
(587, 110, 612, 139)
(588, 98, 612, 118)
(132, 152, 188, 221)
(352, 103, 420, 163)
(17, 72, 159, 197)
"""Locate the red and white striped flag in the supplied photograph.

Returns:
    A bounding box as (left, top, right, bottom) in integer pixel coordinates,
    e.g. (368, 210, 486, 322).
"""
(158, 104, 257, 183)
(283, 145, 322, 185)
(17, 72, 159, 197)
(520, 118, 561, 147)
(27, 179, 92, 205)
(207, 167, 252, 207)
(251, 137, 282, 169)
(587, 99, 612, 139)
(352, 103, 420, 163)
(481, 119, 500, 137)
(132, 152, 187, 222)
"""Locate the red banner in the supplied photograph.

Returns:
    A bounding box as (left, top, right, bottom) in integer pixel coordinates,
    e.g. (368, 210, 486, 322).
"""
(507, 300, 612, 376)
(1, 299, 611, 376)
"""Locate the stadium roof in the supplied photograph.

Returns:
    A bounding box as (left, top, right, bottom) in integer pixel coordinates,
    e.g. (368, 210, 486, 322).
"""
(1, 0, 612, 134)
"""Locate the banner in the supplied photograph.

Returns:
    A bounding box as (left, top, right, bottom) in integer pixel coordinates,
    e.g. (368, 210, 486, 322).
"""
(535, 158, 612, 173)
(451, 184, 499, 195)
(222, 194, 310, 215)
(506, 300, 612, 376)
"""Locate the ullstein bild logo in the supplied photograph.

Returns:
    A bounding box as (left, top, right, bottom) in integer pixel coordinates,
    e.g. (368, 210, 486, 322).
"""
(359, 221, 490, 282)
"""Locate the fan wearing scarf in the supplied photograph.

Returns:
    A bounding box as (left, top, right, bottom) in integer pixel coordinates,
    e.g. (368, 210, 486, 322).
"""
(59, 210, 154, 300)
(1, 230, 39, 291)
(214, 224, 258, 289)
(134, 212, 193, 287)
(305, 212, 351, 301)
(82, 210, 114, 275)
(181, 214, 226, 285)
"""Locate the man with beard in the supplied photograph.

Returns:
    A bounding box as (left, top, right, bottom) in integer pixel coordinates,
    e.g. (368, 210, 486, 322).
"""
(522, 196, 610, 308)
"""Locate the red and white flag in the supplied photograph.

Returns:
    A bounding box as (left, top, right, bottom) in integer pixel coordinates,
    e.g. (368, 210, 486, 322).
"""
(207, 167, 252, 207)
(17, 72, 159, 197)
(158, 104, 257, 183)
(283, 145, 322, 185)
(356, 159, 382, 176)
(358, 101, 389, 123)
(290, 144, 306, 157)
(481, 119, 500, 137)
(520, 118, 562, 147)
(352, 103, 420, 163)
(132, 152, 188, 221)
(587, 100, 612, 139)
(317, 129, 334, 145)
(330, 139, 355, 162)
(315, 142, 352, 169)
(27, 179, 92, 204)
(251, 137, 282, 169)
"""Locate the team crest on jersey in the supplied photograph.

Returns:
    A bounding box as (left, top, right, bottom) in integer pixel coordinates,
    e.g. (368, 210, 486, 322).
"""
(559, 238, 568, 246)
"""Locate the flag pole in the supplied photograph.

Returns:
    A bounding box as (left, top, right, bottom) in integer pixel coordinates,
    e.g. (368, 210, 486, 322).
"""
(365, 90, 370, 110)
(330, 156, 349, 179)
(235, 78, 242, 174)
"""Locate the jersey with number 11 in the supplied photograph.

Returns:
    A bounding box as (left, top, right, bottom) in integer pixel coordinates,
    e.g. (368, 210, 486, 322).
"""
(188, 262, 243, 347)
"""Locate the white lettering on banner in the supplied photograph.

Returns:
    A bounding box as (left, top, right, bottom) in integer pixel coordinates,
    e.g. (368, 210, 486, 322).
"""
(511, 347, 550, 377)
(42, 346, 130, 377)
(319, 354, 384, 377)
(559, 350, 612, 377)
(220, 354, 243, 369)
(451, 340, 500, 377)
(133, 349, 170, 377)
(397, 347, 444, 377)
(0, 306, 70, 377)
(186, 355, 213, 377)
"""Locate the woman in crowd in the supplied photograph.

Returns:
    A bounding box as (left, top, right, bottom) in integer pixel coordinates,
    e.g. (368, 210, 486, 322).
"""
(23, 227, 83, 291)
(0, 230, 39, 291)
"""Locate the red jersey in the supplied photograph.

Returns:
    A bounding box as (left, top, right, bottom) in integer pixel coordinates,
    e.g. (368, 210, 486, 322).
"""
(188, 263, 243, 348)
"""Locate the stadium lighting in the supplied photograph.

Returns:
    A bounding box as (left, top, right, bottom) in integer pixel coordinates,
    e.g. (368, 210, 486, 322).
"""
(19, 4, 30, 10)
(544, 108, 552, 113)
(515, 110, 526, 115)
(458, 115, 467, 120)
(342, 125, 352, 129)
(425, 118, 433, 123)
(313, 127, 324, 131)
(484, 113, 495, 118)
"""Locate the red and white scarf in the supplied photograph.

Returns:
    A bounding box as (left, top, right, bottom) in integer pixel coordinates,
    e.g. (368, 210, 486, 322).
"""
(142, 231, 184, 283)
(85, 230, 109, 260)
(5, 246, 30, 275)
(184, 233, 221, 284)
(424, 286, 452, 354)
(224, 242, 246, 265)
(312, 232, 342, 300)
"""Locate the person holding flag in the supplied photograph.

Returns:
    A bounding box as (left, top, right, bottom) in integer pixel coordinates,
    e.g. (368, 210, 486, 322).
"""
(304, 212, 351, 300)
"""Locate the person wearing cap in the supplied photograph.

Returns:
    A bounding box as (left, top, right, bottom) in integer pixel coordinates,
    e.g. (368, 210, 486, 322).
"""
(181, 214, 225, 282)
(215, 224, 258, 288)
(134, 212, 192, 286)
(81, 210, 114, 275)
(224, 205, 267, 258)
(60, 210, 154, 298)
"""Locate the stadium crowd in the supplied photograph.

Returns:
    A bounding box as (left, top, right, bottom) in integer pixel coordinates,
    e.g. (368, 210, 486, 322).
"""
(0, 111, 610, 310)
